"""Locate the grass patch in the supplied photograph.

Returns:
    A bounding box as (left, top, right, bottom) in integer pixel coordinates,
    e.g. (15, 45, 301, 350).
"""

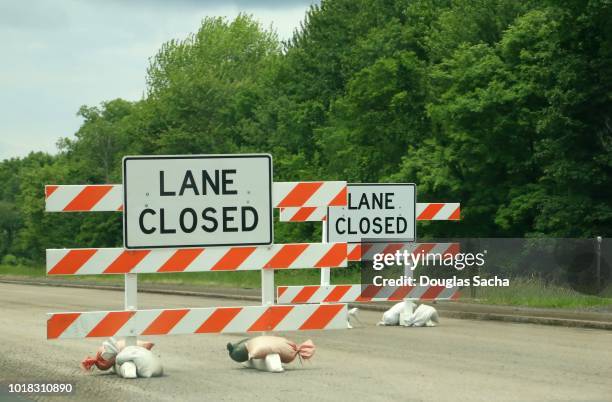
(473, 277, 612, 309)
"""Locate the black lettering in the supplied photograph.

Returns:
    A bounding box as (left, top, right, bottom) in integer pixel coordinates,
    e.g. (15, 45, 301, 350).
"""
(372, 193, 383, 209)
(397, 217, 407, 234)
(179, 208, 197, 233)
(385, 193, 394, 209)
(222, 206, 238, 232)
(385, 216, 395, 233)
(139, 208, 156, 234)
(159, 208, 176, 234)
(348, 217, 357, 234)
(336, 217, 346, 234)
(357, 193, 369, 209)
(372, 217, 383, 234)
(159, 171, 175, 196)
(347, 193, 358, 210)
(241, 206, 258, 231)
(221, 169, 238, 195)
(201, 207, 218, 232)
(359, 217, 370, 233)
(202, 170, 220, 195)
(179, 170, 199, 196)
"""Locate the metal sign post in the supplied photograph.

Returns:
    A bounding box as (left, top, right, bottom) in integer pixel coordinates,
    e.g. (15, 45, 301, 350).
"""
(124, 273, 137, 346)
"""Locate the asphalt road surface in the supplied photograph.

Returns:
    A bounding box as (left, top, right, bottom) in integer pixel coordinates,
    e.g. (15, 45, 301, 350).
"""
(0, 283, 610, 402)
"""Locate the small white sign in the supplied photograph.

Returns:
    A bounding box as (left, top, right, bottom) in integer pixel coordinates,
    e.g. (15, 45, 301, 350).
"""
(326, 184, 416, 244)
(123, 154, 273, 249)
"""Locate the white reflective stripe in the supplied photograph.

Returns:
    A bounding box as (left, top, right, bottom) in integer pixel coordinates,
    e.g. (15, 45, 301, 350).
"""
(222, 307, 262, 333)
(303, 182, 345, 206)
(122, 310, 161, 335)
(169, 309, 215, 334)
(45, 186, 84, 211)
(77, 249, 121, 275)
(92, 185, 123, 211)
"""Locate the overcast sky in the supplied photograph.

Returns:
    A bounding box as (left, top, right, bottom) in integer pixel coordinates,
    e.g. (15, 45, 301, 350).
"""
(0, 0, 316, 161)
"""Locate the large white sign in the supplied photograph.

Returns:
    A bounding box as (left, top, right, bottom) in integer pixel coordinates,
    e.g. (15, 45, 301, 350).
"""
(326, 184, 416, 243)
(123, 154, 273, 249)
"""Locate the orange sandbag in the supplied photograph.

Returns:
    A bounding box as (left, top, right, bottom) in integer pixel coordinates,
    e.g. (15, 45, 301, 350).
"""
(246, 336, 315, 363)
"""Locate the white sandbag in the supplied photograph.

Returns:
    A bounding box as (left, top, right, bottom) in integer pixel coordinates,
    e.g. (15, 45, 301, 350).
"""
(115, 346, 163, 378)
(400, 304, 439, 327)
(377, 301, 407, 326)
(243, 353, 284, 373)
(116, 361, 137, 379)
(398, 301, 416, 326)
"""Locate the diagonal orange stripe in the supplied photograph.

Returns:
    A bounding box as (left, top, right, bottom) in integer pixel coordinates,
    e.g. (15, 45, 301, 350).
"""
(211, 247, 256, 271)
(381, 243, 405, 256)
(248, 306, 293, 332)
(323, 285, 352, 302)
(277, 182, 322, 207)
(299, 304, 344, 330)
(158, 248, 204, 272)
(48, 249, 97, 275)
(412, 243, 437, 256)
(315, 243, 347, 267)
(356, 284, 382, 302)
(45, 185, 58, 198)
(328, 187, 347, 206)
(86, 311, 135, 338)
(277, 286, 288, 299)
(388, 285, 414, 301)
(443, 243, 460, 257)
(449, 207, 460, 220)
(420, 285, 446, 300)
(64, 185, 113, 211)
(290, 207, 316, 221)
(195, 308, 242, 333)
(292, 286, 319, 303)
(103, 250, 150, 274)
(417, 203, 444, 220)
(142, 309, 190, 335)
(264, 244, 308, 269)
(47, 313, 81, 339)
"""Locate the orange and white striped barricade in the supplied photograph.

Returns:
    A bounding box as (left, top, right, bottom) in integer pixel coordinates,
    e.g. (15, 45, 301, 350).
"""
(48, 304, 347, 339)
(277, 242, 461, 304)
(276, 183, 462, 310)
(45, 181, 347, 212)
(277, 284, 460, 304)
(45, 154, 350, 346)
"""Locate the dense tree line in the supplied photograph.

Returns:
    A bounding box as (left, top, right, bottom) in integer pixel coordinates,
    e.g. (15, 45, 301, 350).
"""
(1, 0, 610, 264)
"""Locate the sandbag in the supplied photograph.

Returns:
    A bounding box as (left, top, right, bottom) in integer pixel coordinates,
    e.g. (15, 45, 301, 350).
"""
(378, 301, 407, 326)
(243, 353, 284, 373)
(246, 336, 315, 363)
(115, 346, 163, 378)
(400, 304, 439, 327)
(81, 338, 154, 372)
(227, 338, 249, 363)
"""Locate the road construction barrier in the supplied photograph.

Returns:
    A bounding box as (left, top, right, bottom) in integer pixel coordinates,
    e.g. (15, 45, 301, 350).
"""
(277, 284, 460, 304)
(279, 202, 461, 222)
(45, 154, 351, 342)
(46, 243, 347, 275)
(45, 181, 347, 212)
(279, 182, 462, 308)
(48, 304, 347, 339)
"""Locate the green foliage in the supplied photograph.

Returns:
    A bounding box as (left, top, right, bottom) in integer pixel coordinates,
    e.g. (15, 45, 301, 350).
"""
(0, 4, 610, 263)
